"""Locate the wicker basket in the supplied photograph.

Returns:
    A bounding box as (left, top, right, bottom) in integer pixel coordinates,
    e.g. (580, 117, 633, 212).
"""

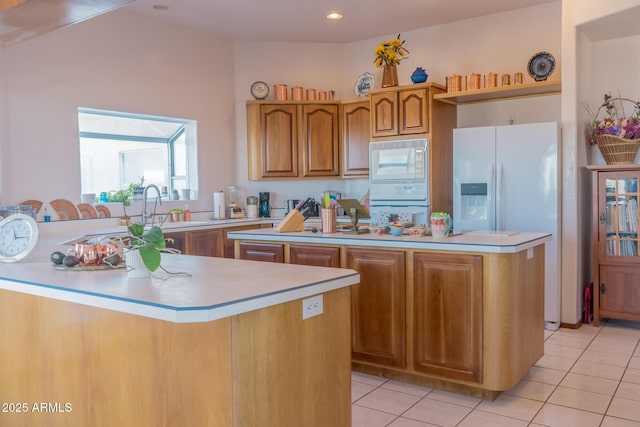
(595, 134, 640, 165)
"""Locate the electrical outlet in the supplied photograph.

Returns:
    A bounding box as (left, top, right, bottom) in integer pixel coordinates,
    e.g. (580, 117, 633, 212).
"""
(302, 295, 323, 319)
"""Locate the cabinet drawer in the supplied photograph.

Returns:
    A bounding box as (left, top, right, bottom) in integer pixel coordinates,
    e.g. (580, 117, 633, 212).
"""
(238, 242, 284, 263)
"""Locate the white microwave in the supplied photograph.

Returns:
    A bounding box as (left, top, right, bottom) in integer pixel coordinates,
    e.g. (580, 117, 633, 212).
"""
(369, 138, 429, 205)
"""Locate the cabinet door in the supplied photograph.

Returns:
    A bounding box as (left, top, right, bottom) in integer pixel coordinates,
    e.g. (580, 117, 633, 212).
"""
(164, 232, 186, 254)
(346, 248, 405, 368)
(598, 172, 640, 262)
(290, 244, 341, 267)
(259, 104, 298, 178)
(341, 101, 370, 177)
(223, 225, 263, 259)
(413, 252, 482, 383)
(300, 104, 339, 177)
(599, 265, 640, 318)
(186, 229, 224, 257)
(370, 92, 398, 137)
(238, 242, 284, 263)
(399, 88, 428, 135)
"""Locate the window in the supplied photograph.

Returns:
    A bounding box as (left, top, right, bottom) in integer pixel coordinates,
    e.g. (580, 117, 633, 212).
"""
(77, 108, 197, 201)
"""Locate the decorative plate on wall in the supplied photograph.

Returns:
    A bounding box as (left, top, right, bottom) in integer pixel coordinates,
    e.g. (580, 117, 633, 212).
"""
(527, 52, 556, 82)
(77, 203, 97, 219)
(49, 199, 79, 220)
(354, 72, 375, 96)
(94, 205, 111, 218)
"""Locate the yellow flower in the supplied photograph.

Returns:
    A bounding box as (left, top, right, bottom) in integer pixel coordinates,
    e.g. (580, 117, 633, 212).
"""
(373, 34, 409, 68)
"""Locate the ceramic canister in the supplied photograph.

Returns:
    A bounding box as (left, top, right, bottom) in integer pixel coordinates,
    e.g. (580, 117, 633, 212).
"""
(465, 73, 481, 91)
(446, 75, 462, 93)
(484, 73, 498, 88)
(306, 89, 317, 100)
(274, 84, 288, 100)
(514, 72, 524, 84)
(291, 86, 304, 100)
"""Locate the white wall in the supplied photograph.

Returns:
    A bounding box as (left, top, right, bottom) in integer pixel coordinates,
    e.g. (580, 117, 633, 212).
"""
(2, 8, 236, 218)
(0, 48, 7, 201)
(232, 2, 562, 217)
(561, 0, 640, 324)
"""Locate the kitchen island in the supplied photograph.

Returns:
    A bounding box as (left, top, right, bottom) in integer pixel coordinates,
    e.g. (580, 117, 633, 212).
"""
(0, 254, 359, 427)
(230, 228, 551, 399)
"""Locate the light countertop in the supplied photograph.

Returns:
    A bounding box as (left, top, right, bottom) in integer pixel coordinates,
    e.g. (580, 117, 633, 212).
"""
(228, 228, 552, 253)
(0, 254, 359, 323)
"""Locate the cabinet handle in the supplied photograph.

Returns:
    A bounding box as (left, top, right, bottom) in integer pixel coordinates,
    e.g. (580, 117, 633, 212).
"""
(600, 283, 606, 294)
(600, 212, 605, 223)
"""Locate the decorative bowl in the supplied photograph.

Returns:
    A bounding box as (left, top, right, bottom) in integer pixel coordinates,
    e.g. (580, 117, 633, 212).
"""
(369, 225, 386, 235)
(406, 226, 426, 236)
(389, 225, 404, 236)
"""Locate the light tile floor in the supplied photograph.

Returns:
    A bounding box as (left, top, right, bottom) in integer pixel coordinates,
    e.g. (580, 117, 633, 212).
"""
(352, 319, 640, 427)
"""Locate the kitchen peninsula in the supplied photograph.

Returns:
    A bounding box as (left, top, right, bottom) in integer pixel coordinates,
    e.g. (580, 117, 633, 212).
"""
(230, 228, 551, 399)
(0, 254, 359, 427)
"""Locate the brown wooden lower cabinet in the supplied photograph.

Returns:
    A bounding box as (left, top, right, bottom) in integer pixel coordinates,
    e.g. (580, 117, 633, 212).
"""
(223, 225, 264, 258)
(290, 244, 341, 267)
(346, 247, 406, 368)
(238, 242, 284, 263)
(413, 252, 483, 383)
(166, 225, 265, 258)
(163, 231, 186, 253)
(186, 229, 224, 257)
(231, 238, 545, 397)
(599, 265, 640, 319)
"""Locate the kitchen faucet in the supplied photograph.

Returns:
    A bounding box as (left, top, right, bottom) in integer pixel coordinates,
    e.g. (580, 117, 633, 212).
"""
(142, 184, 162, 225)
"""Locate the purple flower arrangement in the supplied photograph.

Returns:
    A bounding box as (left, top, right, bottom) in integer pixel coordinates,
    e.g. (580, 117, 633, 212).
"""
(586, 93, 640, 144)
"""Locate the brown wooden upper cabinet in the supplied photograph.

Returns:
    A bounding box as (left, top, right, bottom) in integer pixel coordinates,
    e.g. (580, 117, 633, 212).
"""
(247, 103, 298, 179)
(300, 104, 339, 177)
(341, 100, 371, 177)
(370, 85, 432, 138)
(246, 102, 339, 180)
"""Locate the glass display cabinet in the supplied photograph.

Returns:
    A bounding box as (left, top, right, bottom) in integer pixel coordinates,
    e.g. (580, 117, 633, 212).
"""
(590, 165, 640, 326)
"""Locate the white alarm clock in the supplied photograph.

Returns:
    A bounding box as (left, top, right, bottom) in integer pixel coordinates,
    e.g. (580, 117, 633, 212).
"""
(0, 213, 39, 262)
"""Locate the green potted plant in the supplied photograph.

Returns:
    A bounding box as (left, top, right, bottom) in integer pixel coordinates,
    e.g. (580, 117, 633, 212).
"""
(169, 208, 184, 222)
(125, 221, 173, 274)
(129, 176, 145, 200)
(430, 211, 451, 218)
(117, 196, 185, 278)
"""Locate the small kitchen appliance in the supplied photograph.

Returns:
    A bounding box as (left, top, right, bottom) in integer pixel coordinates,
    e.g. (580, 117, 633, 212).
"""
(259, 192, 271, 218)
(246, 196, 258, 219)
(225, 185, 243, 219)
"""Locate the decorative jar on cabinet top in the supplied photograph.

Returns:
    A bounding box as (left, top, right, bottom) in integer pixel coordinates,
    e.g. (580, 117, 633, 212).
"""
(411, 67, 428, 84)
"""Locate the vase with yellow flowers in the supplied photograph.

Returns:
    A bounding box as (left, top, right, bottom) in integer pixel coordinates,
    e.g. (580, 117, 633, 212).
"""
(374, 34, 409, 88)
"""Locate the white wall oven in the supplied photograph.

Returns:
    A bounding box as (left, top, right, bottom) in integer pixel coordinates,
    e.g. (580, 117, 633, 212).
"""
(369, 138, 429, 205)
(369, 138, 430, 225)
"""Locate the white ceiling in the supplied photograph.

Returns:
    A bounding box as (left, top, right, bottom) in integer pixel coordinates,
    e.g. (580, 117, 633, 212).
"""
(126, 0, 557, 44)
(0, 0, 134, 46)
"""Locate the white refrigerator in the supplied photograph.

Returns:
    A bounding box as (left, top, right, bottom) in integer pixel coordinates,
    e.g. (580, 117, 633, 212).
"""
(453, 122, 561, 330)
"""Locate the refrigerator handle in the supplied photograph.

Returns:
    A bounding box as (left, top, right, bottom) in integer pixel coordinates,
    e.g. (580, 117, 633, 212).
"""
(489, 163, 495, 229)
(496, 162, 504, 230)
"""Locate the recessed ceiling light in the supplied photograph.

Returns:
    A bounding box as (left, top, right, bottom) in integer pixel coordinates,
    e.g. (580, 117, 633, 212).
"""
(326, 12, 343, 20)
(152, 4, 169, 11)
